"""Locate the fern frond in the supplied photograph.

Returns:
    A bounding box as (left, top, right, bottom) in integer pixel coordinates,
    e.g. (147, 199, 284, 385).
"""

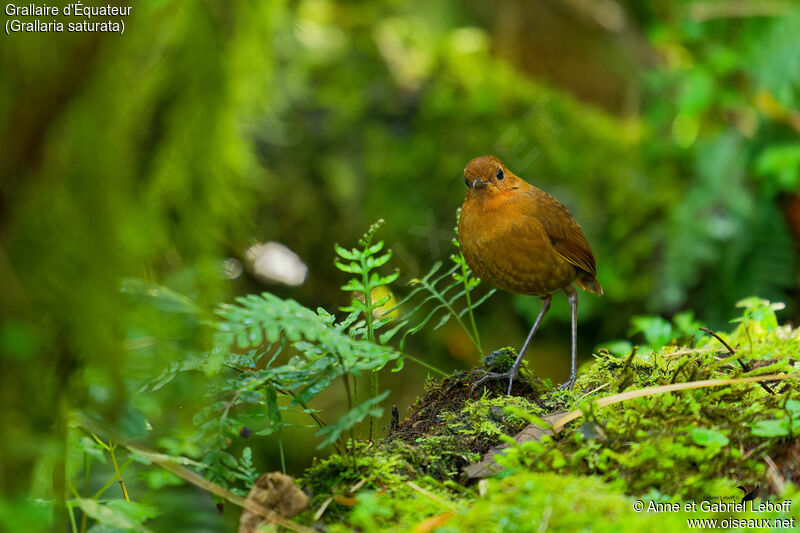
(380, 209, 496, 355)
(384, 259, 496, 355)
(209, 292, 399, 449)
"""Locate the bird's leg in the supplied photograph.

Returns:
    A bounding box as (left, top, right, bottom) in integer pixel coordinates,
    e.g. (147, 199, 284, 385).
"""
(559, 285, 578, 390)
(506, 294, 552, 393)
(472, 294, 552, 395)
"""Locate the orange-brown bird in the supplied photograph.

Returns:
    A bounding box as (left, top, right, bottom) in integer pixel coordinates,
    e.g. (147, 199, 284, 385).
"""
(459, 155, 602, 392)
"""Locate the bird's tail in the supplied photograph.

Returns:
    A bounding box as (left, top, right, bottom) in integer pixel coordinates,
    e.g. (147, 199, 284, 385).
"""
(575, 275, 603, 296)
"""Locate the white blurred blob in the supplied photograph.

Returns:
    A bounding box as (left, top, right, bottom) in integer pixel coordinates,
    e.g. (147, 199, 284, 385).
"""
(222, 258, 244, 280)
(245, 242, 308, 286)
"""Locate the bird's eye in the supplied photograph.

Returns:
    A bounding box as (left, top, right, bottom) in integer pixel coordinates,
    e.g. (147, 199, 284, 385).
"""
(496, 168, 504, 181)
(464, 178, 471, 188)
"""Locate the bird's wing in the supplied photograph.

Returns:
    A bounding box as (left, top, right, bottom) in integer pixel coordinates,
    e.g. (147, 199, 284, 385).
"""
(523, 188, 597, 276)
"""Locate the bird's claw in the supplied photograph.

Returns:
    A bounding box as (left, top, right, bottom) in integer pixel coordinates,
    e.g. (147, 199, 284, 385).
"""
(558, 376, 576, 391)
(471, 370, 519, 395)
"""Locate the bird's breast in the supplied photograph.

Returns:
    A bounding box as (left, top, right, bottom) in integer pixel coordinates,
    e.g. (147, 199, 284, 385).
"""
(459, 193, 577, 296)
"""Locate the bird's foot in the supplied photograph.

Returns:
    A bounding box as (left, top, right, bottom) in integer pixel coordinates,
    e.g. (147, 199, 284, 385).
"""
(558, 375, 576, 391)
(471, 369, 519, 395)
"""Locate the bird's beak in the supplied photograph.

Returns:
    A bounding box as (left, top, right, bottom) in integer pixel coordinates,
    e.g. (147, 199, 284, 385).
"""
(472, 178, 488, 189)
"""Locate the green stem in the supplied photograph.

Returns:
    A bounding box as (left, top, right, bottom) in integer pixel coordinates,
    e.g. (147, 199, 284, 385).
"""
(80, 455, 90, 533)
(276, 388, 327, 428)
(66, 477, 81, 533)
(361, 255, 377, 440)
(109, 445, 130, 501)
(274, 386, 343, 455)
(55, 397, 67, 530)
(403, 354, 448, 377)
(403, 354, 450, 377)
(335, 354, 356, 455)
(460, 256, 482, 354)
(92, 459, 132, 499)
(424, 278, 482, 355)
(277, 435, 286, 474)
(67, 501, 78, 533)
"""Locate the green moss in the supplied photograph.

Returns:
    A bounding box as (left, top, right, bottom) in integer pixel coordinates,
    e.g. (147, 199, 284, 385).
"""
(329, 482, 458, 533)
(301, 298, 800, 529)
(492, 298, 800, 501)
(438, 472, 689, 533)
(301, 441, 414, 520)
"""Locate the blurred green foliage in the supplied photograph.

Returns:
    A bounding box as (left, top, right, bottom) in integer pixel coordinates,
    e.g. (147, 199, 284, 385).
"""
(1, 1, 281, 529)
(2, 0, 800, 531)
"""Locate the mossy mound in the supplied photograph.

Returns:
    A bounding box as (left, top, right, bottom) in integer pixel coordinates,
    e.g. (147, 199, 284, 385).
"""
(298, 299, 800, 531)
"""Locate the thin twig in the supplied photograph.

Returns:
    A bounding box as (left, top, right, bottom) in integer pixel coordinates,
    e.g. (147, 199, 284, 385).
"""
(109, 444, 130, 502)
(763, 455, 786, 494)
(552, 373, 792, 433)
(575, 382, 610, 404)
(313, 496, 334, 522)
(661, 347, 717, 358)
(91, 459, 132, 499)
(700, 328, 775, 395)
(406, 481, 452, 507)
(349, 478, 367, 494)
(699, 328, 736, 354)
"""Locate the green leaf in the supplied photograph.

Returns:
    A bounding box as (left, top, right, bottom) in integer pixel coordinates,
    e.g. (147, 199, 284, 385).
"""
(379, 320, 407, 345)
(371, 296, 391, 309)
(79, 437, 108, 463)
(120, 279, 200, 315)
(71, 499, 157, 533)
(337, 311, 360, 331)
(751, 418, 790, 438)
(315, 390, 390, 449)
(116, 404, 148, 439)
(374, 271, 400, 286)
(672, 311, 703, 338)
(334, 260, 362, 275)
(265, 385, 282, 429)
(138, 469, 183, 490)
(341, 279, 366, 293)
(391, 356, 405, 372)
(629, 316, 673, 347)
(342, 299, 367, 313)
(595, 340, 633, 357)
(316, 307, 336, 325)
(334, 244, 360, 261)
(691, 428, 729, 447)
(368, 252, 392, 269)
(754, 143, 800, 191)
(433, 313, 451, 330)
(786, 399, 800, 416)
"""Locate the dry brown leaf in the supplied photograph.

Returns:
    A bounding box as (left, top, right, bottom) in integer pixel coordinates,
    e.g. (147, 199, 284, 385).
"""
(412, 512, 456, 533)
(332, 495, 358, 506)
(463, 412, 566, 479)
(238, 472, 309, 533)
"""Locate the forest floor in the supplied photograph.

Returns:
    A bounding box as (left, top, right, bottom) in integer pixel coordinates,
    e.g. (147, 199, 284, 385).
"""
(244, 299, 800, 532)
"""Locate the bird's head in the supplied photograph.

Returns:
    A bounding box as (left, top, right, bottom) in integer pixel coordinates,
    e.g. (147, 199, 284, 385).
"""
(463, 155, 522, 198)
